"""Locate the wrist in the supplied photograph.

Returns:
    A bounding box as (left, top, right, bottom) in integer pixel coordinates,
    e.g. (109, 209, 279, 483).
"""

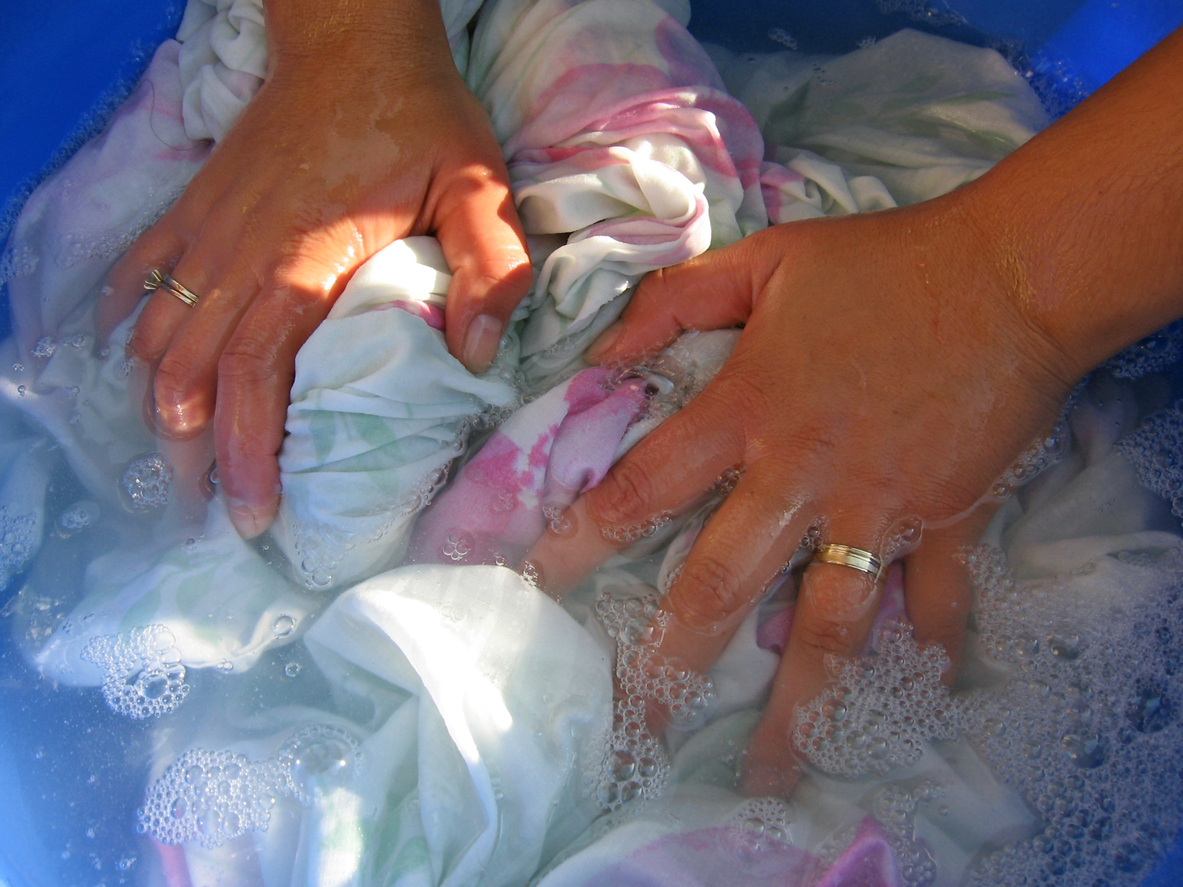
(897, 186, 1085, 399)
(264, 0, 452, 75)
(951, 27, 1183, 381)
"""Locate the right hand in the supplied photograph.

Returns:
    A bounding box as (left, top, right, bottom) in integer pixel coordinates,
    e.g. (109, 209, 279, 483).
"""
(99, 0, 532, 538)
(524, 193, 1081, 795)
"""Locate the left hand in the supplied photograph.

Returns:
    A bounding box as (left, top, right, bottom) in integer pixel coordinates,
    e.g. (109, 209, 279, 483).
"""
(98, 0, 532, 538)
(523, 189, 1082, 795)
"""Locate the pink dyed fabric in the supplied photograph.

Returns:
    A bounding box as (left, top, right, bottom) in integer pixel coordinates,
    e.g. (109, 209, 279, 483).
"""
(410, 366, 649, 566)
(579, 816, 899, 887)
(470, 0, 769, 383)
(816, 818, 904, 887)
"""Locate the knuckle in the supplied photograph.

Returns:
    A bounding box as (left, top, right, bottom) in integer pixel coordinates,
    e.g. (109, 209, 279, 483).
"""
(674, 555, 747, 627)
(786, 425, 841, 462)
(152, 355, 197, 407)
(219, 333, 281, 386)
(587, 459, 657, 528)
(794, 617, 858, 658)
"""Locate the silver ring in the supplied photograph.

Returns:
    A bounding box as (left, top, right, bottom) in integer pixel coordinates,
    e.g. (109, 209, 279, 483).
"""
(145, 269, 201, 308)
(813, 543, 887, 583)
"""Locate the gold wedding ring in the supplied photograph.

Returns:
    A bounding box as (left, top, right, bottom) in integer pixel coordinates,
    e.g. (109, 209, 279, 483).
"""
(813, 543, 888, 583)
(144, 269, 201, 308)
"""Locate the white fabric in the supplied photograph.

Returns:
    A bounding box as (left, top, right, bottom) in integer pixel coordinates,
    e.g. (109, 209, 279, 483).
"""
(139, 564, 614, 887)
(33, 498, 322, 683)
(468, 0, 767, 389)
(273, 237, 518, 590)
(711, 29, 1050, 207)
(8, 4, 1180, 887)
(176, 0, 267, 142)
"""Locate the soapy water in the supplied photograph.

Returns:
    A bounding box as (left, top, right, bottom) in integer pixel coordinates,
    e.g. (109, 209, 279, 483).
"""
(4, 318, 1183, 886)
(594, 586, 721, 812)
(3, 350, 1183, 878)
(793, 618, 961, 779)
(82, 624, 190, 719)
(30, 370, 1183, 883)
(3, 13, 1183, 887)
(139, 725, 360, 849)
(783, 534, 1183, 886)
(963, 545, 1183, 886)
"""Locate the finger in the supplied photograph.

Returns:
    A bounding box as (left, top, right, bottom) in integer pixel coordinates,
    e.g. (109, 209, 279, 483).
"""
(902, 509, 995, 681)
(523, 389, 746, 595)
(98, 226, 187, 340)
(658, 471, 815, 666)
(213, 262, 338, 539)
(436, 166, 533, 373)
(585, 233, 774, 364)
(158, 431, 217, 520)
(148, 266, 261, 440)
(638, 472, 816, 738)
(741, 520, 895, 796)
(125, 231, 244, 364)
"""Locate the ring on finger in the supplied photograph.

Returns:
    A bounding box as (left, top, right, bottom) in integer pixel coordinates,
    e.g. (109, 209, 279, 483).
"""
(144, 269, 202, 308)
(812, 543, 887, 583)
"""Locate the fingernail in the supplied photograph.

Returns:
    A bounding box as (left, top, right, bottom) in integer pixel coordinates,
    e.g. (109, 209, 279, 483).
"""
(228, 497, 270, 539)
(586, 321, 624, 363)
(463, 314, 503, 373)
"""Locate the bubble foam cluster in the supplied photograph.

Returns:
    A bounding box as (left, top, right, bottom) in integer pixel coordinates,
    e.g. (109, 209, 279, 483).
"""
(993, 419, 1069, 501)
(793, 618, 960, 779)
(0, 243, 38, 285)
(31, 336, 57, 359)
(1103, 322, 1183, 380)
(767, 28, 798, 50)
(81, 625, 190, 719)
(288, 465, 449, 589)
(963, 545, 1183, 887)
(140, 725, 359, 848)
(1116, 402, 1183, 518)
(0, 505, 37, 586)
(594, 587, 718, 810)
(726, 797, 794, 844)
(120, 453, 173, 511)
(57, 499, 99, 533)
(601, 512, 673, 546)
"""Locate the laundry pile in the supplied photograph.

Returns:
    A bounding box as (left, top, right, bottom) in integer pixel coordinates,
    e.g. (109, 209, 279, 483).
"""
(4, 1, 1182, 886)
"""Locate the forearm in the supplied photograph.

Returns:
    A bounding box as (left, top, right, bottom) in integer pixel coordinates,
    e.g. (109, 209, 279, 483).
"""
(961, 26, 1183, 378)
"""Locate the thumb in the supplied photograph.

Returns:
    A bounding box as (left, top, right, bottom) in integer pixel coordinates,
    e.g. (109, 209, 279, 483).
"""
(436, 172, 533, 373)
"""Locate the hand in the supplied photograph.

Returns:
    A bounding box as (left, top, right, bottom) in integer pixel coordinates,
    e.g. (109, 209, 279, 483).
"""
(524, 24, 1183, 796)
(98, 1, 531, 539)
(524, 190, 1083, 795)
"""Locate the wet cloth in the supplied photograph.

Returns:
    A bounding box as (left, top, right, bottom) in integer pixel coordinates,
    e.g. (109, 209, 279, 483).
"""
(1, 0, 766, 668)
(468, 0, 767, 388)
(137, 564, 616, 887)
(0, 2, 1142, 887)
(408, 366, 651, 568)
(272, 237, 520, 590)
(711, 29, 1051, 209)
